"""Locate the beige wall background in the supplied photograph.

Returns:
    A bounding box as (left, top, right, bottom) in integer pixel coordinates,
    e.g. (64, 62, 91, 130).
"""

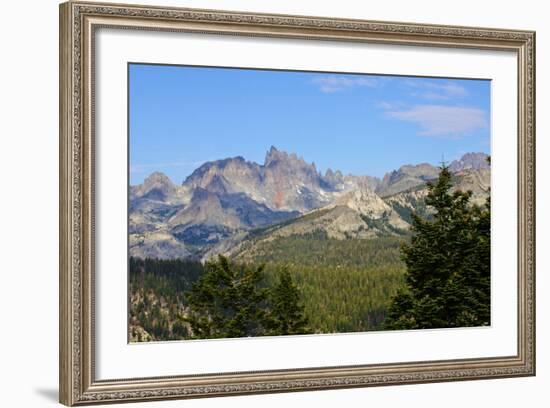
(0, 0, 545, 406)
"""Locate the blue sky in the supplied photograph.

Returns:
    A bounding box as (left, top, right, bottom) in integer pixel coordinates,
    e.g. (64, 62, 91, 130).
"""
(129, 63, 490, 185)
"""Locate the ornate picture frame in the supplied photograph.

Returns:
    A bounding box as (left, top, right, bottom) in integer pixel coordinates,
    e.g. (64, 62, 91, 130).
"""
(59, 1, 535, 405)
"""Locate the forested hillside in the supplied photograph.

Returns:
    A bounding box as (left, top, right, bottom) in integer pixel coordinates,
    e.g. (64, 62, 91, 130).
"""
(129, 234, 408, 341)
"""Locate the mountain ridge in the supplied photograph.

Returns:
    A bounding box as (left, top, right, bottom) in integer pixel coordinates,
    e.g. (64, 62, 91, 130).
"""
(129, 148, 490, 260)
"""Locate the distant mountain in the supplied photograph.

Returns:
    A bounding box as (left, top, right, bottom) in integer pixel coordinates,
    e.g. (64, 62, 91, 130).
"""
(449, 152, 490, 173)
(129, 149, 490, 260)
(183, 146, 334, 212)
(376, 163, 440, 197)
(130, 171, 177, 202)
(129, 172, 188, 235)
(383, 167, 491, 224)
(167, 187, 298, 247)
(375, 152, 490, 198)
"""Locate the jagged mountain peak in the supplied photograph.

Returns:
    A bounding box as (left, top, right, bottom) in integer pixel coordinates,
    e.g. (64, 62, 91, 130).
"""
(143, 171, 175, 187)
(264, 145, 291, 165)
(132, 171, 177, 202)
(380, 163, 438, 187)
(183, 156, 247, 184)
(396, 162, 439, 178)
(264, 145, 315, 169)
(449, 152, 490, 172)
(182, 156, 261, 196)
(377, 162, 439, 198)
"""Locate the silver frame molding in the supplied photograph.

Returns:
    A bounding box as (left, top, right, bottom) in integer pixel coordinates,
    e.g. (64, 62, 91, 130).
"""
(59, 1, 536, 405)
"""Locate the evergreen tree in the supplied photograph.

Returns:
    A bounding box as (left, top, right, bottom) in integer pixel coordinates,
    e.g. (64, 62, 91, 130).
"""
(184, 255, 270, 339)
(384, 165, 491, 330)
(266, 269, 310, 335)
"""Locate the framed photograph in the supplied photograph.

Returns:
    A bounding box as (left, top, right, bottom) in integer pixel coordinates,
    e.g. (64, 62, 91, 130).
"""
(59, 1, 536, 405)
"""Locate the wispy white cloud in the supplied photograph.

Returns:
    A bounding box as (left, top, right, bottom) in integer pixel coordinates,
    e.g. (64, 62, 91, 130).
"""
(378, 101, 394, 110)
(403, 79, 468, 100)
(377, 100, 407, 110)
(384, 104, 488, 138)
(130, 160, 207, 174)
(311, 76, 378, 93)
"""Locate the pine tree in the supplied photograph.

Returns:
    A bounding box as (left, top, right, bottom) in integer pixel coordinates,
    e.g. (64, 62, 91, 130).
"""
(184, 255, 270, 339)
(266, 269, 310, 335)
(384, 164, 491, 330)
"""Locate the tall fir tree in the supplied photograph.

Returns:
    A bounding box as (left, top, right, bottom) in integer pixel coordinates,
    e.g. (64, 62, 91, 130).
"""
(184, 255, 270, 339)
(384, 164, 491, 330)
(266, 269, 310, 335)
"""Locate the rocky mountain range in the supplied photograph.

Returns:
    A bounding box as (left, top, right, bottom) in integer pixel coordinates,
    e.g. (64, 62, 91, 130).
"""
(129, 147, 490, 260)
